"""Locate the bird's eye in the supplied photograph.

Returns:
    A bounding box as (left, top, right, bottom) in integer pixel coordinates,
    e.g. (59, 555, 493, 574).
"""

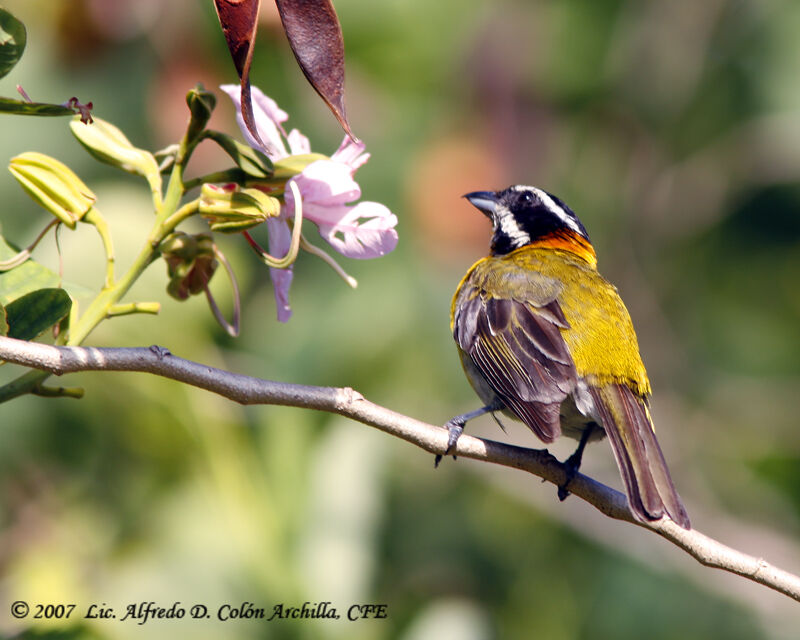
(521, 192, 534, 204)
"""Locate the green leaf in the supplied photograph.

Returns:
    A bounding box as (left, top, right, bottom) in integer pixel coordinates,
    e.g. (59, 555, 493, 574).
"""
(0, 236, 60, 305)
(204, 130, 273, 178)
(0, 9, 26, 79)
(5, 287, 71, 341)
(0, 302, 7, 336)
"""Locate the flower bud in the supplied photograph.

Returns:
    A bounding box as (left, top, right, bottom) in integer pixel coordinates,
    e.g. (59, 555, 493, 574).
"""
(9, 152, 96, 228)
(70, 116, 160, 179)
(186, 84, 217, 141)
(160, 232, 218, 300)
(199, 183, 280, 233)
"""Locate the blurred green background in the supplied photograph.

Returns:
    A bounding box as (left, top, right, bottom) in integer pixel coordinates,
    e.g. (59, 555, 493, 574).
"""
(0, 0, 799, 638)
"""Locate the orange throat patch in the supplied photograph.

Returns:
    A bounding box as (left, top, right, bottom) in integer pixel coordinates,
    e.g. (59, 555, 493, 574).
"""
(527, 231, 597, 267)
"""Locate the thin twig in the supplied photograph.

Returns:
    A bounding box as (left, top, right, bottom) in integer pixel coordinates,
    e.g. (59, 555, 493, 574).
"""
(0, 219, 58, 271)
(83, 208, 116, 288)
(300, 234, 358, 288)
(0, 335, 798, 602)
(204, 244, 241, 337)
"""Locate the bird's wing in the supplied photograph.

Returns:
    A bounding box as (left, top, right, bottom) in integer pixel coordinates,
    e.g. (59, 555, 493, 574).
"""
(454, 290, 577, 443)
(588, 384, 690, 528)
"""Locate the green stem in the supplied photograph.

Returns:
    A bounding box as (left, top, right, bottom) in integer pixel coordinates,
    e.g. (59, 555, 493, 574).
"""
(32, 384, 85, 399)
(145, 169, 164, 211)
(83, 207, 115, 288)
(66, 130, 196, 345)
(68, 127, 199, 345)
(0, 126, 202, 403)
(0, 369, 50, 403)
(67, 135, 193, 345)
(66, 241, 160, 346)
(107, 302, 161, 317)
(162, 200, 200, 232)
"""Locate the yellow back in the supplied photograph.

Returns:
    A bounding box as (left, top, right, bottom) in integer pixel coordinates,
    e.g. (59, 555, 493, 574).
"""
(452, 246, 651, 396)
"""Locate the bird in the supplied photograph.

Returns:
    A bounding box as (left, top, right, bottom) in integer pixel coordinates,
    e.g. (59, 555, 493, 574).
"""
(439, 185, 690, 529)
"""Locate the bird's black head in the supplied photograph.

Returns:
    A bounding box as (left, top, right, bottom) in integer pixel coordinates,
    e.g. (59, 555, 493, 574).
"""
(464, 185, 590, 256)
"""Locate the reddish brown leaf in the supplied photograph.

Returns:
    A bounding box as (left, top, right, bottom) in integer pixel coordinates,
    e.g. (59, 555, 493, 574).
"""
(213, 0, 271, 152)
(274, 0, 355, 140)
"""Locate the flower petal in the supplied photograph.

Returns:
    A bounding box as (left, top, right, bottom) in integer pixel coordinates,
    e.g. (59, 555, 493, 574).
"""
(330, 136, 370, 172)
(250, 87, 289, 129)
(266, 216, 294, 321)
(288, 160, 361, 208)
(315, 201, 398, 259)
(286, 128, 311, 155)
(220, 84, 288, 159)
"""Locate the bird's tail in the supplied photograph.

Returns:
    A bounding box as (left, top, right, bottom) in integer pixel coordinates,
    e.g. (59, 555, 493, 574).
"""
(589, 384, 690, 529)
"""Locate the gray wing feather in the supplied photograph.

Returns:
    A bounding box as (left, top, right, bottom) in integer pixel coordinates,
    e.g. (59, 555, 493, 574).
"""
(454, 288, 577, 443)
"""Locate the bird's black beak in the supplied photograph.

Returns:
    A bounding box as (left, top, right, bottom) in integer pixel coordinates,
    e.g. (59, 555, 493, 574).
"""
(463, 191, 499, 218)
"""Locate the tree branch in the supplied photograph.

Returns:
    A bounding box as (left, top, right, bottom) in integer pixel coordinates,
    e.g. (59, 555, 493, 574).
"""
(1, 335, 799, 602)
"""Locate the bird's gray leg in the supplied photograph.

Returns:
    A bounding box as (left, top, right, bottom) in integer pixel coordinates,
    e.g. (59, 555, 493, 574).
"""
(435, 400, 505, 468)
(557, 423, 597, 501)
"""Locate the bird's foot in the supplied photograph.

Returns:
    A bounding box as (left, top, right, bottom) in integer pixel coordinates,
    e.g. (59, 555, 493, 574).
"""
(434, 420, 464, 468)
(557, 451, 582, 501)
(557, 424, 595, 501)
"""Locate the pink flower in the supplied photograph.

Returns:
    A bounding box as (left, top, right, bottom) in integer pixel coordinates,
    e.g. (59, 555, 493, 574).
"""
(265, 216, 293, 322)
(220, 84, 398, 321)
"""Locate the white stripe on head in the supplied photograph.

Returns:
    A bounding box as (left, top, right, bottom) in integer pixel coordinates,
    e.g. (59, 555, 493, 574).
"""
(494, 202, 531, 247)
(512, 185, 582, 234)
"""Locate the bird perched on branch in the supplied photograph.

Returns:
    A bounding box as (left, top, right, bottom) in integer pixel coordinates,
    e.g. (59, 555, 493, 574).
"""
(440, 185, 690, 529)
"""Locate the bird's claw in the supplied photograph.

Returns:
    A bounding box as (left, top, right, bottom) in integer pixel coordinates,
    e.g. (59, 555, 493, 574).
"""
(434, 421, 464, 468)
(557, 425, 594, 501)
(557, 452, 581, 501)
